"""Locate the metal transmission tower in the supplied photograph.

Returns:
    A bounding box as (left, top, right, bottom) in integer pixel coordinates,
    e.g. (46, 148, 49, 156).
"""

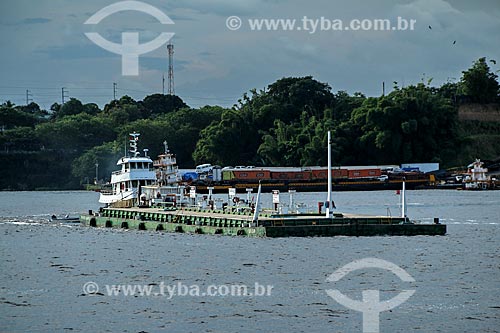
(61, 87, 68, 104)
(167, 42, 174, 95)
(26, 90, 33, 105)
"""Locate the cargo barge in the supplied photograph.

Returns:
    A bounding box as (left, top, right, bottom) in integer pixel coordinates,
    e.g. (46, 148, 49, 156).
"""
(80, 131, 446, 237)
(191, 177, 429, 194)
(185, 163, 431, 193)
(80, 207, 445, 237)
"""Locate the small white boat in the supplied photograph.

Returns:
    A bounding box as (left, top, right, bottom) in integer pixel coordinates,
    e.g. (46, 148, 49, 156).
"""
(154, 141, 181, 186)
(99, 132, 156, 207)
(463, 159, 492, 190)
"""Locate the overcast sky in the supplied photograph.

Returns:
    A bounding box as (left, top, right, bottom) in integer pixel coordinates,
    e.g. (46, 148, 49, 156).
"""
(0, 0, 499, 109)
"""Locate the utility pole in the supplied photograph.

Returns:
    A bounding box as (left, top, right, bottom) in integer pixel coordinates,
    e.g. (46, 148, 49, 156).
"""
(26, 90, 33, 105)
(326, 131, 332, 218)
(61, 87, 68, 104)
(95, 161, 99, 184)
(382, 81, 385, 96)
(113, 82, 117, 100)
(162, 74, 165, 95)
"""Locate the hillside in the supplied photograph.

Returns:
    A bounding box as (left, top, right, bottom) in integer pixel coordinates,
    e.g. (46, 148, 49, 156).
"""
(0, 57, 499, 190)
(456, 103, 500, 166)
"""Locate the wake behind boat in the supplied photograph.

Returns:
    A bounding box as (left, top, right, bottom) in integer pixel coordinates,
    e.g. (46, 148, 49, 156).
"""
(50, 214, 80, 223)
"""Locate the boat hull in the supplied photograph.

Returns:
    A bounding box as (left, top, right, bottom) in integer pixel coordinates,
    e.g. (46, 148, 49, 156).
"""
(99, 189, 136, 206)
(80, 208, 446, 237)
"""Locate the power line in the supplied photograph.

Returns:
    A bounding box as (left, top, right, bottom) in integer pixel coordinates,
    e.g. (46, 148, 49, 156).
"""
(116, 87, 150, 94)
(63, 94, 114, 98)
(66, 87, 111, 90)
(1, 81, 241, 107)
(0, 86, 59, 90)
(183, 96, 238, 102)
(30, 93, 63, 97)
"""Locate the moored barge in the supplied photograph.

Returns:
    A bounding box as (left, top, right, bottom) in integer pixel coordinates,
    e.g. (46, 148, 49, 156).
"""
(80, 207, 446, 237)
(81, 131, 446, 237)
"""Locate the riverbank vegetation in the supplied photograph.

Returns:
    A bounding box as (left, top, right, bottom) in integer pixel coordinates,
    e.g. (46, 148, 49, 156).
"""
(1, 57, 499, 190)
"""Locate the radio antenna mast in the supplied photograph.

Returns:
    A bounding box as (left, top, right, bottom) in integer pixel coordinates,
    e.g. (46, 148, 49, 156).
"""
(167, 42, 174, 95)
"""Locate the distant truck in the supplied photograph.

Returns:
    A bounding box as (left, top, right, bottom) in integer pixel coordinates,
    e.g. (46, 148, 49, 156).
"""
(196, 164, 213, 174)
(194, 164, 222, 182)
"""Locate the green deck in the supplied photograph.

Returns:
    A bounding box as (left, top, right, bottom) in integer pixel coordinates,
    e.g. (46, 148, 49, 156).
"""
(80, 207, 446, 237)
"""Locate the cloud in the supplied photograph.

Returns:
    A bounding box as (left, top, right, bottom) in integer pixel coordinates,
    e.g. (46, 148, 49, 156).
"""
(1, 0, 499, 109)
(277, 36, 319, 59)
(198, 51, 214, 57)
(168, 14, 196, 21)
(34, 44, 112, 60)
(165, 0, 267, 17)
(0, 17, 52, 26)
(141, 57, 189, 71)
(22, 17, 52, 24)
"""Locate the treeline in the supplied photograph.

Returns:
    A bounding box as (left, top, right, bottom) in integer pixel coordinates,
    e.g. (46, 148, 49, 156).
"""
(194, 57, 499, 168)
(0, 57, 499, 190)
(0, 95, 226, 189)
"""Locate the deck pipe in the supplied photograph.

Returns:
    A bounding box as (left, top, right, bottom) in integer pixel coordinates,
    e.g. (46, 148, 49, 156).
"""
(252, 182, 262, 225)
(326, 131, 332, 218)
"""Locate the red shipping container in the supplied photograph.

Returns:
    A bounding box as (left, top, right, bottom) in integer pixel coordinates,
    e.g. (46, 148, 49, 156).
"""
(233, 170, 271, 180)
(311, 169, 348, 180)
(348, 169, 381, 178)
(271, 171, 312, 180)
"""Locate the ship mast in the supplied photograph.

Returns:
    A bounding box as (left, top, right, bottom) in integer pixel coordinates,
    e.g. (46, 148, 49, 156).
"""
(129, 132, 140, 157)
(326, 131, 333, 218)
(163, 140, 169, 154)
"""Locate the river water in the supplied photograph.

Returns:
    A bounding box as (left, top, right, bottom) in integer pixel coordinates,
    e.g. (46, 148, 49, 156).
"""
(0, 190, 499, 332)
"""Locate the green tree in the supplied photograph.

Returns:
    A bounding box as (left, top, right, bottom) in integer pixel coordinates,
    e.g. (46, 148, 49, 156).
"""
(0, 103, 39, 128)
(71, 141, 122, 183)
(50, 102, 61, 113)
(460, 57, 499, 103)
(18, 102, 40, 114)
(36, 113, 116, 152)
(193, 76, 337, 166)
(0, 126, 40, 151)
(193, 108, 255, 166)
(142, 94, 188, 118)
(102, 104, 142, 125)
(161, 106, 225, 167)
(83, 103, 100, 115)
(55, 98, 85, 118)
(336, 84, 458, 165)
(117, 119, 173, 159)
(102, 95, 146, 121)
